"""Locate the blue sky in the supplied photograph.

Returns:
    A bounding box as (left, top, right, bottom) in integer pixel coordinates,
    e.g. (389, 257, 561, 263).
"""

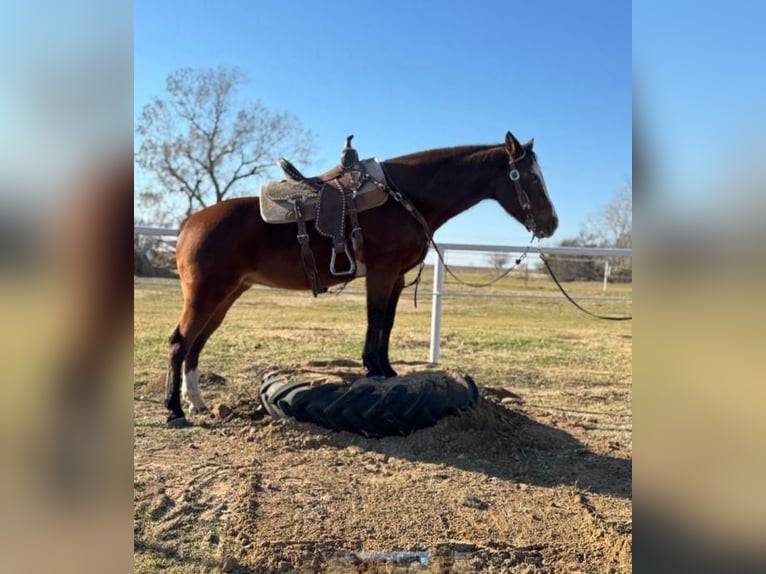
(135, 0, 631, 247)
(634, 1, 766, 216)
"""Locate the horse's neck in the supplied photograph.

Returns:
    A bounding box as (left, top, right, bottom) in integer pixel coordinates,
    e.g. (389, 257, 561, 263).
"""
(391, 146, 505, 231)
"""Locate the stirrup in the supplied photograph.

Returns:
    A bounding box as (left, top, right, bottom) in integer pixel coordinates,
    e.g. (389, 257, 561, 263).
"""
(330, 243, 356, 276)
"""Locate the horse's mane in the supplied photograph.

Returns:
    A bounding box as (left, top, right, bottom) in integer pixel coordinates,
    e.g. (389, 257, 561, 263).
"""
(387, 144, 499, 165)
(387, 143, 536, 166)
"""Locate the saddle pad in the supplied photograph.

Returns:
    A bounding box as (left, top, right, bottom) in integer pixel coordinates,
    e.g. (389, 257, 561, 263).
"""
(261, 179, 318, 201)
(259, 158, 389, 224)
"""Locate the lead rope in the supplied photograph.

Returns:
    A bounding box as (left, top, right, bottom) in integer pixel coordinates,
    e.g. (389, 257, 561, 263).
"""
(537, 248, 632, 321)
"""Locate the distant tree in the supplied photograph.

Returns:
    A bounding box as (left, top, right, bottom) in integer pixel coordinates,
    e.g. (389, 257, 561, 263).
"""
(134, 187, 175, 228)
(486, 252, 511, 276)
(540, 181, 632, 282)
(134, 187, 178, 277)
(135, 66, 315, 217)
(583, 180, 632, 249)
(583, 180, 632, 282)
(539, 237, 603, 282)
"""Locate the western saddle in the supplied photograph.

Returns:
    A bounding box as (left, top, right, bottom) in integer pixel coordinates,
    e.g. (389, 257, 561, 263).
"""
(260, 135, 389, 296)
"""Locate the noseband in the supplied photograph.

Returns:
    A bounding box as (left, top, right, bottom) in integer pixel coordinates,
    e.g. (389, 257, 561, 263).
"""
(508, 151, 536, 233)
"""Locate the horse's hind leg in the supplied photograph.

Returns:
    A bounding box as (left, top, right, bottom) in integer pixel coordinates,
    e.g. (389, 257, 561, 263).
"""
(182, 285, 248, 414)
(166, 323, 191, 424)
(165, 283, 235, 425)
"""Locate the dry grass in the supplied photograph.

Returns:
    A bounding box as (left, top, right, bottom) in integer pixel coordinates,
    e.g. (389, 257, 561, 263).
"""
(135, 269, 631, 418)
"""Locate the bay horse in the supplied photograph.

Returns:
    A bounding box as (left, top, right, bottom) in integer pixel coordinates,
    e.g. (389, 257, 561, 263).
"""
(165, 131, 558, 425)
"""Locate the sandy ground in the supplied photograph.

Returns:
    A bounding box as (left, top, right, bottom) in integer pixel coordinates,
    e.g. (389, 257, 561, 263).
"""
(134, 362, 631, 573)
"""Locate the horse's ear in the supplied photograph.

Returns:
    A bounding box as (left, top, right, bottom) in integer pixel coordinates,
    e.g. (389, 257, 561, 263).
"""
(505, 131, 522, 157)
(524, 137, 534, 150)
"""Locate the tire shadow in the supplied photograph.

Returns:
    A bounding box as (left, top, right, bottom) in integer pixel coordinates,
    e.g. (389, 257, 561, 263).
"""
(278, 393, 630, 500)
(237, 363, 632, 500)
(368, 395, 629, 499)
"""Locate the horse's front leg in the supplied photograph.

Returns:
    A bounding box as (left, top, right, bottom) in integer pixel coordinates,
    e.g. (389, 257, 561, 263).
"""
(362, 272, 403, 378)
(378, 274, 405, 377)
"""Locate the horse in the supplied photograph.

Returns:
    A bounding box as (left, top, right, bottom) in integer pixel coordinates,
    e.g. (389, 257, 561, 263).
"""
(164, 131, 558, 426)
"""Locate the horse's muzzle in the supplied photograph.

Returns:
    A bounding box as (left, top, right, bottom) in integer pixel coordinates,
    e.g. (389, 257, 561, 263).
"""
(534, 215, 559, 239)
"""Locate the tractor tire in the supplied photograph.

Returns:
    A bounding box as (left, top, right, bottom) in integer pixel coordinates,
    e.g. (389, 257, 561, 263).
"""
(259, 368, 479, 438)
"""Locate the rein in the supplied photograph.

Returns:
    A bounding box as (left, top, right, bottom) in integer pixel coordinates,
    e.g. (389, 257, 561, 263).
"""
(380, 162, 532, 292)
(538, 250, 632, 321)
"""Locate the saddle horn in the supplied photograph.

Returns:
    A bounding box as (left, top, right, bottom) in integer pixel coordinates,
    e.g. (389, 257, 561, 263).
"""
(340, 134, 359, 169)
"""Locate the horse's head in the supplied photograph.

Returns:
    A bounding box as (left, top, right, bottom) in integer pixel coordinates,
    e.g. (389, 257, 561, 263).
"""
(493, 131, 558, 239)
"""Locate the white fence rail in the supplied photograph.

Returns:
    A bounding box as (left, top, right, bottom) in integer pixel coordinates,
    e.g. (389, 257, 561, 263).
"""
(134, 225, 179, 237)
(134, 227, 631, 364)
(425, 243, 631, 363)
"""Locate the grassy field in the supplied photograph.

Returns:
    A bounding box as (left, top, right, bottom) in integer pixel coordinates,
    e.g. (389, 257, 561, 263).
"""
(135, 269, 631, 417)
(134, 269, 632, 572)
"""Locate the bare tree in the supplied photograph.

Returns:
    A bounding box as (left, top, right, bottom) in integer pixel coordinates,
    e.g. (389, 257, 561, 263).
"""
(539, 238, 603, 282)
(134, 187, 175, 228)
(134, 188, 177, 277)
(135, 66, 315, 217)
(540, 181, 632, 282)
(486, 252, 511, 276)
(583, 179, 632, 249)
(583, 180, 632, 281)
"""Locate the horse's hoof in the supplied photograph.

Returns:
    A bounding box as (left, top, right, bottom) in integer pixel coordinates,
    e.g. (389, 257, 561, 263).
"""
(188, 405, 209, 415)
(167, 416, 190, 429)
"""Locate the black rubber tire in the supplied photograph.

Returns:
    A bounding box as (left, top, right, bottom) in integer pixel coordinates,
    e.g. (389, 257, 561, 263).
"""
(259, 369, 479, 438)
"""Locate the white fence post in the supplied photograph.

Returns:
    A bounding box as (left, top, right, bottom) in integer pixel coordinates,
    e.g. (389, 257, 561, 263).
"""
(603, 260, 610, 293)
(429, 252, 446, 364)
(524, 258, 529, 288)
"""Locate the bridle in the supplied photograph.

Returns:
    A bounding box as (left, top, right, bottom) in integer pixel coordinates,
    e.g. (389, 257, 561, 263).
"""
(507, 150, 537, 235)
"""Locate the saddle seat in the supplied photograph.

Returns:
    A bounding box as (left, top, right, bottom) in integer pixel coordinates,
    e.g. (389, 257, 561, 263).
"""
(259, 157, 388, 223)
(258, 135, 390, 297)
